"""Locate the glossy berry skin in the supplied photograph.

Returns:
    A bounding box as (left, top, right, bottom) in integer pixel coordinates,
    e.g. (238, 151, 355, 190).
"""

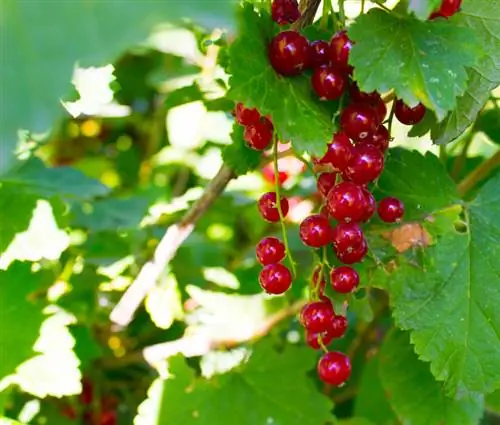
(317, 172, 337, 197)
(327, 182, 366, 223)
(371, 97, 387, 122)
(360, 187, 376, 222)
(319, 132, 353, 171)
(256, 237, 286, 265)
(308, 40, 330, 68)
(244, 119, 273, 150)
(394, 100, 426, 125)
(340, 103, 380, 142)
(235, 103, 261, 126)
(258, 192, 289, 222)
(332, 222, 364, 253)
(330, 266, 360, 293)
(259, 263, 292, 294)
(306, 330, 334, 350)
(431, 0, 462, 18)
(268, 31, 309, 76)
(271, 0, 300, 25)
(344, 145, 385, 185)
(329, 315, 348, 338)
(329, 31, 353, 71)
(361, 125, 390, 152)
(378, 197, 405, 223)
(300, 301, 335, 333)
(336, 239, 368, 264)
(299, 214, 332, 248)
(311, 66, 347, 100)
(317, 351, 352, 386)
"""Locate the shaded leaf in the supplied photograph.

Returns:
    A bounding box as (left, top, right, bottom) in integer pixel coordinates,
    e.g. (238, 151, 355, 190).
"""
(222, 123, 262, 175)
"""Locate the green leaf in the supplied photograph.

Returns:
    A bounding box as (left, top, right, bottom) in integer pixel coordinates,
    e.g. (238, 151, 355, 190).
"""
(349, 9, 480, 120)
(0, 262, 47, 380)
(386, 173, 500, 396)
(475, 108, 500, 144)
(164, 83, 205, 110)
(407, 0, 442, 20)
(69, 325, 103, 371)
(222, 123, 262, 175)
(153, 341, 335, 425)
(486, 390, 500, 414)
(228, 5, 334, 157)
(379, 330, 483, 425)
(431, 0, 500, 144)
(338, 419, 376, 425)
(0, 0, 237, 174)
(377, 148, 458, 220)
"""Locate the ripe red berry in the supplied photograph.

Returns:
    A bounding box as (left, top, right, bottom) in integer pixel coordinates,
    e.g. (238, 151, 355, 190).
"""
(306, 330, 334, 350)
(378, 197, 405, 223)
(258, 192, 289, 222)
(332, 222, 364, 253)
(299, 214, 332, 248)
(308, 40, 330, 68)
(349, 82, 380, 103)
(329, 314, 348, 338)
(394, 99, 426, 125)
(262, 165, 289, 185)
(360, 187, 376, 222)
(271, 0, 300, 25)
(311, 65, 347, 100)
(235, 103, 261, 126)
(340, 103, 380, 142)
(329, 30, 353, 71)
(256, 237, 286, 265)
(317, 351, 352, 386)
(268, 31, 309, 76)
(327, 181, 366, 223)
(431, 0, 462, 18)
(361, 125, 390, 152)
(300, 301, 335, 332)
(344, 144, 385, 185)
(319, 132, 354, 171)
(244, 119, 273, 150)
(317, 172, 337, 197)
(330, 266, 360, 293)
(371, 96, 387, 122)
(259, 263, 292, 294)
(336, 239, 368, 264)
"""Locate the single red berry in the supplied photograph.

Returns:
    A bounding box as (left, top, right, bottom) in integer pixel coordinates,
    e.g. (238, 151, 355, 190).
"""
(319, 132, 354, 171)
(308, 40, 330, 68)
(262, 164, 290, 185)
(80, 378, 93, 405)
(299, 214, 332, 248)
(344, 144, 385, 185)
(256, 237, 286, 265)
(394, 100, 426, 125)
(361, 125, 390, 152)
(371, 96, 387, 122)
(332, 222, 364, 253)
(244, 119, 273, 150)
(335, 239, 368, 264)
(235, 103, 261, 126)
(259, 263, 292, 294)
(378, 197, 405, 223)
(317, 351, 352, 386)
(100, 410, 117, 425)
(300, 301, 335, 332)
(329, 30, 353, 71)
(360, 187, 376, 222)
(328, 315, 348, 338)
(268, 31, 309, 76)
(317, 172, 337, 197)
(330, 266, 360, 293)
(327, 181, 367, 223)
(311, 65, 347, 100)
(258, 192, 289, 222)
(271, 0, 301, 25)
(306, 330, 334, 350)
(432, 0, 462, 18)
(340, 103, 380, 142)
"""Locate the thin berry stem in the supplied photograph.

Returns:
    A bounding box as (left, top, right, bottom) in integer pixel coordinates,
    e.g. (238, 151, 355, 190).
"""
(361, 0, 366, 14)
(338, 0, 346, 28)
(387, 100, 396, 137)
(318, 336, 329, 353)
(320, 0, 331, 29)
(273, 136, 297, 276)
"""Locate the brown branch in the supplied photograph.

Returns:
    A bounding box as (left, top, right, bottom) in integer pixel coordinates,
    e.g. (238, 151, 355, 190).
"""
(291, 0, 322, 30)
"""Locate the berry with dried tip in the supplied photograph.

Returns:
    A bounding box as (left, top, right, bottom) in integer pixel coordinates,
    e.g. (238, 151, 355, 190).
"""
(327, 181, 366, 223)
(258, 192, 289, 222)
(378, 197, 405, 223)
(361, 125, 390, 152)
(299, 214, 332, 248)
(344, 144, 385, 185)
(330, 266, 360, 293)
(319, 132, 354, 171)
(340, 103, 380, 142)
(332, 222, 364, 253)
(317, 172, 337, 197)
(317, 351, 352, 386)
(308, 40, 330, 68)
(271, 0, 300, 25)
(329, 31, 353, 72)
(394, 100, 426, 125)
(256, 237, 286, 265)
(268, 31, 309, 76)
(259, 263, 292, 294)
(235, 103, 261, 126)
(300, 301, 335, 333)
(336, 238, 368, 264)
(311, 65, 347, 100)
(244, 118, 274, 150)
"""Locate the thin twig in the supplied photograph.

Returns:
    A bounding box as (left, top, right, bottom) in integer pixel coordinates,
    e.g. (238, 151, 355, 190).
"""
(457, 149, 500, 197)
(291, 0, 322, 31)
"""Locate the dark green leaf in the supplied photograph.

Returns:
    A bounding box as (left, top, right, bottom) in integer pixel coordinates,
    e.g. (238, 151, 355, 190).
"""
(407, 0, 442, 20)
(222, 123, 262, 175)
(475, 108, 500, 144)
(70, 325, 103, 370)
(486, 390, 500, 414)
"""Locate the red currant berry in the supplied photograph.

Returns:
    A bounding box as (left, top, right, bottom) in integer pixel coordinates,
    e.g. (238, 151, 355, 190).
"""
(259, 263, 292, 294)
(317, 172, 337, 197)
(361, 125, 390, 152)
(327, 181, 367, 223)
(330, 266, 360, 293)
(258, 192, 289, 222)
(336, 239, 368, 264)
(344, 145, 385, 185)
(262, 165, 289, 185)
(300, 301, 335, 333)
(434, 0, 462, 17)
(378, 197, 405, 223)
(271, 0, 300, 25)
(371, 96, 387, 122)
(299, 214, 332, 248)
(244, 119, 273, 150)
(318, 351, 352, 386)
(235, 103, 261, 126)
(268, 31, 309, 76)
(360, 187, 376, 222)
(311, 65, 347, 100)
(394, 100, 426, 125)
(319, 132, 354, 171)
(256, 237, 286, 265)
(340, 103, 380, 142)
(329, 30, 353, 71)
(306, 330, 334, 350)
(332, 222, 364, 253)
(328, 314, 348, 338)
(349, 82, 380, 103)
(308, 40, 330, 68)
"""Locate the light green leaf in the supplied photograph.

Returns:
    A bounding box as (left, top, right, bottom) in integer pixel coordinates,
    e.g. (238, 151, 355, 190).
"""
(379, 330, 483, 424)
(407, 0, 442, 20)
(349, 9, 480, 119)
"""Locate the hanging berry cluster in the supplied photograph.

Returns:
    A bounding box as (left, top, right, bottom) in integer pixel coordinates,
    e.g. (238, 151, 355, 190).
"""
(233, 0, 462, 389)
